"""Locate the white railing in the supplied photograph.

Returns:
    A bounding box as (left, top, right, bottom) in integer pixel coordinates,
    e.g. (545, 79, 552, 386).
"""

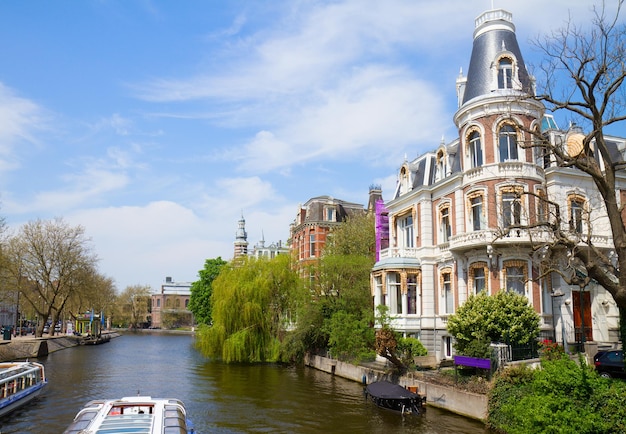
(378, 247, 419, 259)
(463, 162, 545, 185)
(475, 9, 512, 28)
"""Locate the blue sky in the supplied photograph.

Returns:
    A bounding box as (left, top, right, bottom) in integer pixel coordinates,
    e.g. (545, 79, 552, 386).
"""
(0, 0, 622, 292)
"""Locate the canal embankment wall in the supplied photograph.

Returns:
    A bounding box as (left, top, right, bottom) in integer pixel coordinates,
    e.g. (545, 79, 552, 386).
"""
(304, 353, 488, 421)
(0, 332, 120, 361)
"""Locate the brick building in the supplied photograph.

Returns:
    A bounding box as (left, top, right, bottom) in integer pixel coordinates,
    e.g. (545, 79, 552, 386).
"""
(150, 277, 193, 329)
(289, 195, 365, 270)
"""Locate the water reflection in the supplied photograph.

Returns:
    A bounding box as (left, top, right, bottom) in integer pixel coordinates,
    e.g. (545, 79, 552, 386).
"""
(0, 332, 487, 433)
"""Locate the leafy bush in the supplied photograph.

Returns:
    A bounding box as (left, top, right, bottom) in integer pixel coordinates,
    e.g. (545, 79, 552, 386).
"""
(538, 339, 567, 361)
(396, 336, 427, 367)
(462, 333, 492, 359)
(397, 336, 427, 358)
(488, 356, 626, 433)
(447, 291, 540, 356)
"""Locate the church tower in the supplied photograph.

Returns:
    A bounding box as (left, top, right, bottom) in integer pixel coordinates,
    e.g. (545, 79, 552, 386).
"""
(233, 214, 248, 258)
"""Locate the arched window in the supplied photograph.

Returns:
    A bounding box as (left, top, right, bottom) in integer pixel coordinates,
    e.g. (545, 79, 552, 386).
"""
(468, 131, 483, 168)
(387, 272, 402, 314)
(407, 273, 419, 315)
(536, 189, 548, 224)
(499, 124, 518, 161)
(467, 191, 485, 231)
(440, 269, 454, 314)
(398, 213, 414, 249)
(469, 262, 488, 295)
(498, 57, 513, 89)
(503, 260, 527, 295)
(439, 205, 451, 243)
(502, 192, 522, 229)
(399, 166, 410, 194)
(436, 149, 447, 181)
(568, 194, 587, 234)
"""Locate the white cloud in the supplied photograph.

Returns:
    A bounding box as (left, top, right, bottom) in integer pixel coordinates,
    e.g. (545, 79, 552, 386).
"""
(197, 176, 283, 214)
(0, 83, 46, 177)
(67, 201, 220, 290)
(5, 169, 130, 215)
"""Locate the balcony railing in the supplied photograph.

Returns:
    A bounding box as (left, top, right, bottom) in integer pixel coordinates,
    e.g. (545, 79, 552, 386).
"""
(448, 227, 555, 252)
(464, 162, 545, 184)
(379, 230, 607, 259)
(378, 247, 419, 259)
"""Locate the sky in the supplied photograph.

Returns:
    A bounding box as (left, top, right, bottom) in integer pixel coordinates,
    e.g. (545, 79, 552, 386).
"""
(0, 0, 623, 293)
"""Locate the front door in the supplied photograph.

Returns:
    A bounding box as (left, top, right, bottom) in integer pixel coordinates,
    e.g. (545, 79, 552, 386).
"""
(572, 291, 593, 343)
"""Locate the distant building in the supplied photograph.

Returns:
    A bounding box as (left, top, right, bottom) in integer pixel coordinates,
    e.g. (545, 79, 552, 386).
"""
(289, 195, 365, 269)
(233, 214, 249, 258)
(0, 292, 18, 330)
(150, 277, 193, 329)
(250, 233, 289, 259)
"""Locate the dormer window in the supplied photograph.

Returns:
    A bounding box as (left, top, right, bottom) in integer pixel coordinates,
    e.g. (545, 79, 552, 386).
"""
(497, 57, 513, 89)
(399, 166, 410, 194)
(326, 207, 336, 222)
(436, 149, 447, 181)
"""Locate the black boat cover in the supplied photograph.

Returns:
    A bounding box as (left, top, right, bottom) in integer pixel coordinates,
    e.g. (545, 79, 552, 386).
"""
(366, 381, 418, 399)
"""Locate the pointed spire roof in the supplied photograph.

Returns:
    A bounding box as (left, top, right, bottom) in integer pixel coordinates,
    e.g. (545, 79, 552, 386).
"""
(235, 213, 247, 241)
(462, 9, 532, 105)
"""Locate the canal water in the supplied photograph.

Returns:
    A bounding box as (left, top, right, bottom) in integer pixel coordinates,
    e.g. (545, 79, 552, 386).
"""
(0, 332, 487, 433)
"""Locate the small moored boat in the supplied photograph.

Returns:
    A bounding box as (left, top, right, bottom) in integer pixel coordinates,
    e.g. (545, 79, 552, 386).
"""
(63, 396, 195, 434)
(365, 381, 426, 415)
(0, 361, 47, 418)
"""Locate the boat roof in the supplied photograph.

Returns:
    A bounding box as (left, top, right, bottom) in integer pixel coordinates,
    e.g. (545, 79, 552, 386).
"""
(63, 396, 192, 434)
(0, 362, 45, 382)
(366, 381, 419, 399)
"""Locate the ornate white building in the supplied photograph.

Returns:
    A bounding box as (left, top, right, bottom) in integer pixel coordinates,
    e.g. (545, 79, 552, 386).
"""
(371, 8, 624, 361)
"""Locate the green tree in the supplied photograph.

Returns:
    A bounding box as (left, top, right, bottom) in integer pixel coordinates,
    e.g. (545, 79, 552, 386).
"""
(323, 213, 375, 256)
(447, 291, 540, 356)
(373, 305, 427, 372)
(284, 211, 376, 363)
(116, 285, 152, 329)
(67, 272, 116, 329)
(292, 254, 374, 362)
(324, 311, 375, 363)
(189, 257, 227, 325)
(196, 255, 301, 363)
(4, 218, 99, 337)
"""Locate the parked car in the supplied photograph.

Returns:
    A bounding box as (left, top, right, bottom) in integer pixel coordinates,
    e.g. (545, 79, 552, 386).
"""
(594, 350, 625, 378)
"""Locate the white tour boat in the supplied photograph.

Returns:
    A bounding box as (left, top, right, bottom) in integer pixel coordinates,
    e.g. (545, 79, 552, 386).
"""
(0, 361, 47, 418)
(64, 395, 195, 434)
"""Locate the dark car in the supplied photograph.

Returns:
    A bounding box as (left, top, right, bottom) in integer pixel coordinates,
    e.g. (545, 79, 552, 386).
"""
(594, 349, 625, 378)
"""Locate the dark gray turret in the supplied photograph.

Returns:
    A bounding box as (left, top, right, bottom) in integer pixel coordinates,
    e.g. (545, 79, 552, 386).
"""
(459, 9, 533, 106)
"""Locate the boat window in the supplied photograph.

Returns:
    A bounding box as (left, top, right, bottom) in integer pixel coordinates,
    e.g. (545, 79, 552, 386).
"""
(76, 410, 99, 421)
(164, 416, 186, 426)
(163, 428, 187, 434)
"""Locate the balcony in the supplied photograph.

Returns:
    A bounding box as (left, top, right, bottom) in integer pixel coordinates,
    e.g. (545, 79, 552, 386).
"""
(463, 162, 544, 185)
(449, 228, 554, 253)
(378, 247, 419, 259)
(448, 230, 496, 252)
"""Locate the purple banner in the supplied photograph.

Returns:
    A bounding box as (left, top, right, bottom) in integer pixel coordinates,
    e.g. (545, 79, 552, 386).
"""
(453, 355, 491, 370)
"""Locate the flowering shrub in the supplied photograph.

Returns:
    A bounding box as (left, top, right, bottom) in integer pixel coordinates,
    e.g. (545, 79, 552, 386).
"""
(538, 339, 566, 361)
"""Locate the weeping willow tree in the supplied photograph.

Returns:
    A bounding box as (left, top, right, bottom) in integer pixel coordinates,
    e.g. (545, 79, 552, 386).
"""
(196, 254, 301, 363)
